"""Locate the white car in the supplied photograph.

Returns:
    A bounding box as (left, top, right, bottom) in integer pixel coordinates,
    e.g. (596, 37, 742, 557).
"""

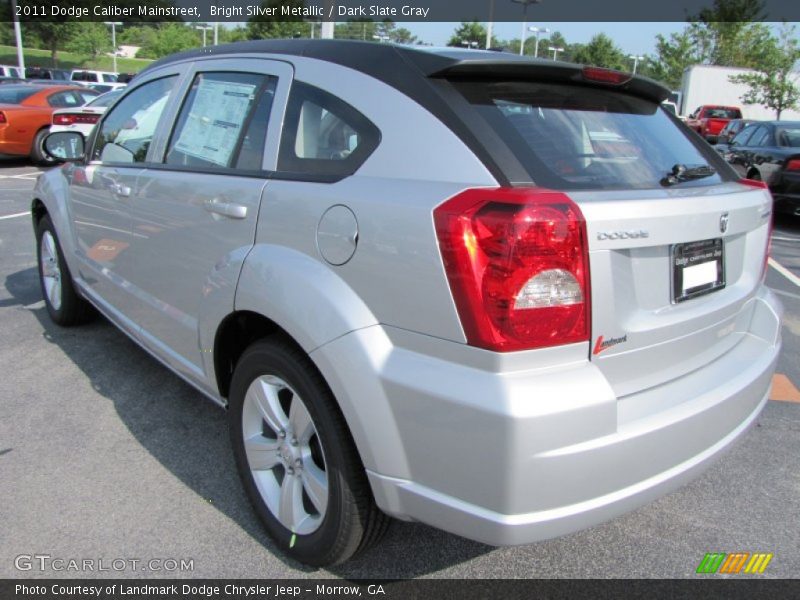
(70, 70, 118, 84)
(50, 89, 124, 137)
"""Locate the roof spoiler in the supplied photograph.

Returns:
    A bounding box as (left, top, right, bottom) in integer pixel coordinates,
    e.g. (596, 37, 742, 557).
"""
(425, 59, 670, 104)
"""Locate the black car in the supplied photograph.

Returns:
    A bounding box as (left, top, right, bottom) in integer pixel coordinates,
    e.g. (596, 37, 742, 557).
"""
(716, 118, 755, 145)
(719, 121, 800, 216)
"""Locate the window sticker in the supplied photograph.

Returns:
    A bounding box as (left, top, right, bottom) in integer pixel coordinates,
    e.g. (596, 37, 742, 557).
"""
(173, 79, 257, 167)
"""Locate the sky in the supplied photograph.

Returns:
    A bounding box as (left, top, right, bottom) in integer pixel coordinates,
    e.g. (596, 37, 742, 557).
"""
(402, 22, 688, 55)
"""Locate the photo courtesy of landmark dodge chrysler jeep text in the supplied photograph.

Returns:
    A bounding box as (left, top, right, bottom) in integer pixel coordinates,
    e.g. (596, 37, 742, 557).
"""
(33, 40, 782, 566)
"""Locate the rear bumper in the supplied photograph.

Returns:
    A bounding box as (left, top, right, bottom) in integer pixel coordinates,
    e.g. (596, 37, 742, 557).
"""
(311, 287, 781, 546)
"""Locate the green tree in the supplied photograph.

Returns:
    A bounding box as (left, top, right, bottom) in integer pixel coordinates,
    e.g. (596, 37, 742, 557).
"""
(67, 23, 111, 67)
(447, 22, 488, 48)
(390, 27, 417, 45)
(545, 31, 570, 61)
(649, 30, 698, 89)
(572, 33, 627, 70)
(687, 0, 774, 68)
(335, 20, 376, 41)
(730, 24, 800, 119)
(24, 23, 77, 67)
(246, 1, 309, 39)
(137, 23, 200, 59)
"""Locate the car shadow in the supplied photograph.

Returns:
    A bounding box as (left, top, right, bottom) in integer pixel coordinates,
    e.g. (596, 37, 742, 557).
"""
(4, 267, 493, 578)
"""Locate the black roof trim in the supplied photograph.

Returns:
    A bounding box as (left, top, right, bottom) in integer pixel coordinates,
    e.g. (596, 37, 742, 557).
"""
(140, 40, 670, 185)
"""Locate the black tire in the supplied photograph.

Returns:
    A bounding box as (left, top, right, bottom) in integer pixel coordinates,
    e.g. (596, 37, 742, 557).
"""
(30, 128, 56, 166)
(36, 215, 95, 326)
(228, 338, 390, 566)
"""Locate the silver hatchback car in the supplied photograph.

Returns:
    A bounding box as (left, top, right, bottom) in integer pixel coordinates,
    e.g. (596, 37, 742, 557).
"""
(33, 40, 781, 566)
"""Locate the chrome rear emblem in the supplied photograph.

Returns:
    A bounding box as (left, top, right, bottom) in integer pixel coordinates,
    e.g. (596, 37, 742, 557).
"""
(720, 213, 729, 234)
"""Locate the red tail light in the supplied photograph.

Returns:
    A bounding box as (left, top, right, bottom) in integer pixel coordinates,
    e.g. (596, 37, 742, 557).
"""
(739, 178, 768, 189)
(434, 187, 591, 352)
(786, 159, 800, 171)
(53, 113, 99, 126)
(0, 111, 6, 124)
(582, 66, 631, 85)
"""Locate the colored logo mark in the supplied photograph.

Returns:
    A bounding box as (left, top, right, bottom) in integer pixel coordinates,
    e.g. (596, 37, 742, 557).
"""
(696, 552, 773, 574)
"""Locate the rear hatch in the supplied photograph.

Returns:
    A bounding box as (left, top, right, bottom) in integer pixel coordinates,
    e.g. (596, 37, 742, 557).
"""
(442, 69, 771, 399)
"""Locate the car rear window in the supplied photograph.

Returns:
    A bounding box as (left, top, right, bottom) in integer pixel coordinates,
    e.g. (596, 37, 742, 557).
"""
(453, 80, 723, 191)
(706, 108, 741, 119)
(0, 86, 39, 104)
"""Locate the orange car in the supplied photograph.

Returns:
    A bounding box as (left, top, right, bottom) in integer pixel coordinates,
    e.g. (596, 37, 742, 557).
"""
(0, 84, 98, 164)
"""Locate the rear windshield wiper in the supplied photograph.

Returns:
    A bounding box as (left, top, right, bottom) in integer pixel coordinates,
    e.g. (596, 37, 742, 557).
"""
(661, 164, 716, 186)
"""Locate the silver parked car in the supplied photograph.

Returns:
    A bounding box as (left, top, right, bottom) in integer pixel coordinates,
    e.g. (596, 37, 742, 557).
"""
(33, 41, 781, 566)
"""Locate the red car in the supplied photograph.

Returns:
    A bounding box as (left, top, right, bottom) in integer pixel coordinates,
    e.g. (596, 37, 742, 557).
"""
(685, 105, 743, 144)
(0, 84, 98, 164)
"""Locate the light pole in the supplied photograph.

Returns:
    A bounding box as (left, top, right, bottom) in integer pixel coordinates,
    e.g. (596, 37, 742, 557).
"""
(213, 22, 219, 46)
(511, 0, 542, 56)
(548, 45, 563, 60)
(528, 26, 550, 58)
(196, 25, 213, 48)
(104, 22, 122, 73)
(629, 54, 644, 74)
(461, 40, 479, 49)
(486, 0, 495, 49)
(11, 0, 24, 75)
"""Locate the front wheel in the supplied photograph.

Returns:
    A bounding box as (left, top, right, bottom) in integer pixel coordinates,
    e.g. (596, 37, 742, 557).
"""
(228, 338, 389, 566)
(36, 215, 94, 325)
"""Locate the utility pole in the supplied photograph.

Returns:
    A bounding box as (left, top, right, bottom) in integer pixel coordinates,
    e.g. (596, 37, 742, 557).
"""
(213, 23, 219, 46)
(104, 22, 122, 73)
(549, 45, 563, 60)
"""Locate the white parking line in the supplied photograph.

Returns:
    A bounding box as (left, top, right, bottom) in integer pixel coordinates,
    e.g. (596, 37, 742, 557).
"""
(0, 211, 29, 220)
(0, 171, 41, 179)
(769, 257, 800, 288)
(772, 235, 800, 242)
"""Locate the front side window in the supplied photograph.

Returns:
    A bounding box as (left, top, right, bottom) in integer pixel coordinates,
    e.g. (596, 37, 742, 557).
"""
(93, 76, 177, 164)
(454, 80, 723, 190)
(277, 81, 380, 178)
(166, 71, 275, 170)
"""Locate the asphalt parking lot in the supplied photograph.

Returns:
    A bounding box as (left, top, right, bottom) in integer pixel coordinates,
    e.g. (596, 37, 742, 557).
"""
(1, 160, 799, 579)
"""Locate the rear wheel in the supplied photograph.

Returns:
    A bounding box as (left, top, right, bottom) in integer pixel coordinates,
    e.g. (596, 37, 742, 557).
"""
(228, 338, 390, 566)
(36, 215, 94, 325)
(31, 128, 56, 166)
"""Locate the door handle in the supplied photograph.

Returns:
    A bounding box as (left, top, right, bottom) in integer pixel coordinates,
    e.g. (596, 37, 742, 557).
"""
(204, 197, 247, 219)
(110, 183, 131, 197)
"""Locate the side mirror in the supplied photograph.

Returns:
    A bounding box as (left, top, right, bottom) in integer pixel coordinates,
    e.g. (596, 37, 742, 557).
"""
(44, 131, 85, 162)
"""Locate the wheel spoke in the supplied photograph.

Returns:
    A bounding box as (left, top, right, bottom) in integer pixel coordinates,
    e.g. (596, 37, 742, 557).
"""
(44, 233, 57, 261)
(278, 472, 305, 531)
(49, 279, 61, 309)
(289, 396, 314, 443)
(301, 462, 328, 515)
(244, 434, 281, 471)
(249, 377, 289, 435)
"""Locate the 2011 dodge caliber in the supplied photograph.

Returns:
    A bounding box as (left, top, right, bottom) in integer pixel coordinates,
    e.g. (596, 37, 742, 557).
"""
(33, 40, 782, 566)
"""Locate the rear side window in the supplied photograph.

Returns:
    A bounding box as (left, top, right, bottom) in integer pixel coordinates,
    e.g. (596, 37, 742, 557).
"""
(166, 71, 276, 170)
(453, 80, 723, 191)
(278, 81, 380, 178)
(102, 74, 117, 83)
(778, 128, 800, 148)
(47, 91, 86, 108)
